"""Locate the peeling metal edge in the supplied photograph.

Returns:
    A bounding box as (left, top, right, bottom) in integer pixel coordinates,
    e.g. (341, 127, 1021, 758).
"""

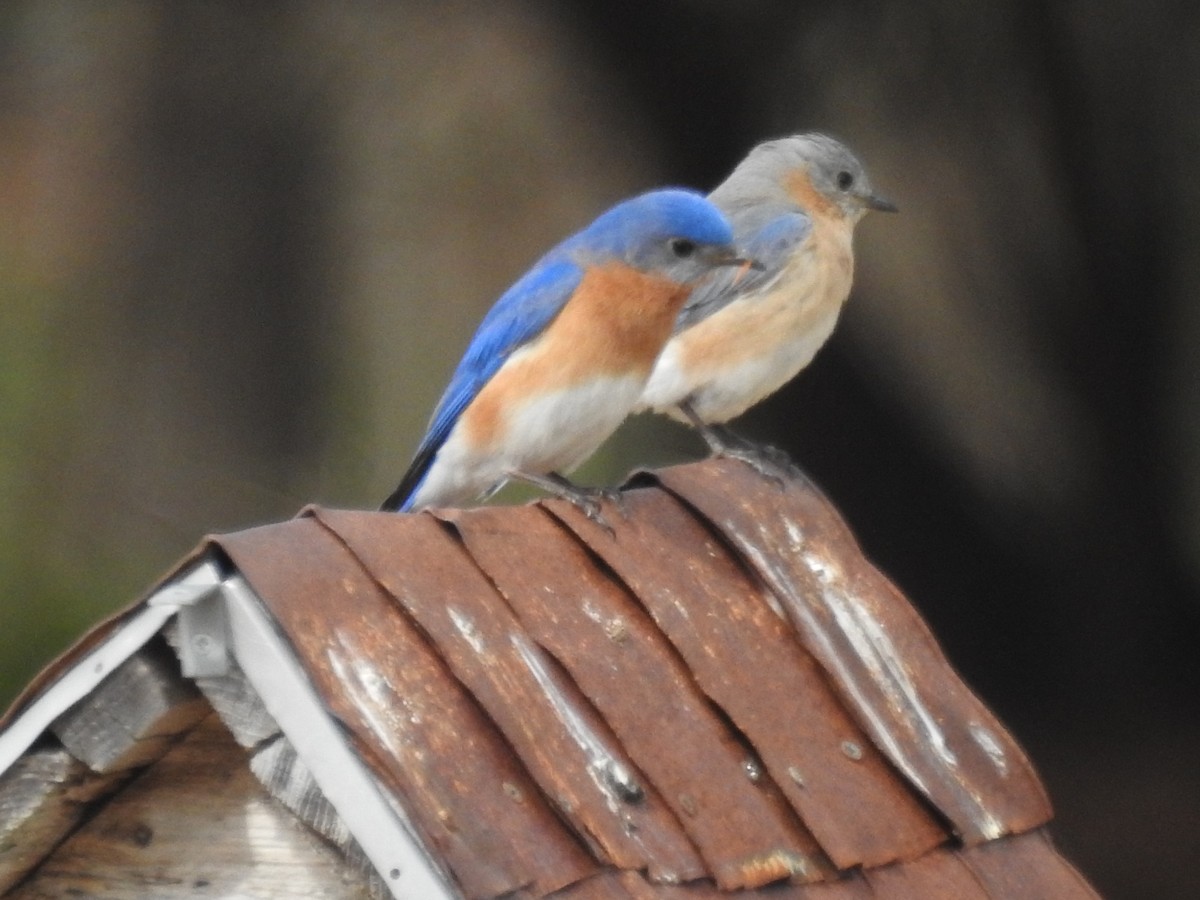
(220, 573, 461, 900)
(647, 471, 1014, 843)
(1, 556, 461, 900)
(0, 560, 222, 776)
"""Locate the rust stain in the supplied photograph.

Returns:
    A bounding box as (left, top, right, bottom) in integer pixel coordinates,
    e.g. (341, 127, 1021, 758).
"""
(442, 503, 831, 891)
(959, 829, 1101, 899)
(5, 457, 1102, 899)
(653, 459, 1054, 845)
(214, 518, 590, 899)
(311, 508, 705, 888)
(545, 485, 946, 870)
(863, 846, 991, 899)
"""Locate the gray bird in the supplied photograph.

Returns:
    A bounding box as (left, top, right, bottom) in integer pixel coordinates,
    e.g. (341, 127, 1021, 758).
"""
(637, 133, 896, 467)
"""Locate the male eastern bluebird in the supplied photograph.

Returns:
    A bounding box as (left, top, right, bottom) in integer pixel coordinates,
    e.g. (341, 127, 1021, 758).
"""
(381, 188, 749, 516)
(637, 134, 896, 467)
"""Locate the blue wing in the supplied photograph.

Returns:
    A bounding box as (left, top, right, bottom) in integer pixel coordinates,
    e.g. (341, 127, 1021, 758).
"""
(381, 257, 584, 511)
(674, 211, 812, 332)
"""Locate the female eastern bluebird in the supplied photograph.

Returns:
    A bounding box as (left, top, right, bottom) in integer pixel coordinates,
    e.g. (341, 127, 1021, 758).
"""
(637, 134, 896, 468)
(381, 189, 749, 516)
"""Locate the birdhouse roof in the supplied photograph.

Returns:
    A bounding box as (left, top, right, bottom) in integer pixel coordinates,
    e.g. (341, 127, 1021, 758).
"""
(0, 459, 1097, 898)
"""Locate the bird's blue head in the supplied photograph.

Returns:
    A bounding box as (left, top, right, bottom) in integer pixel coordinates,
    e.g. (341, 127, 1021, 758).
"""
(564, 188, 744, 284)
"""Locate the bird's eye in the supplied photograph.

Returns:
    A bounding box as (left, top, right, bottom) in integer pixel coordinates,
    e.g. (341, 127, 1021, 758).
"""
(836, 170, 854, 190)
(669, 238, 697, 259)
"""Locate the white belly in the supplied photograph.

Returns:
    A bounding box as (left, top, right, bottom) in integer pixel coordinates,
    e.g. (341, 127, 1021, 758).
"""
(409, 374, 644, 508)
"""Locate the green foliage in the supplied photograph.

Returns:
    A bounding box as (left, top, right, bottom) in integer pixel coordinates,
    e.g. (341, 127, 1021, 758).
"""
(0, 271, 139, 710)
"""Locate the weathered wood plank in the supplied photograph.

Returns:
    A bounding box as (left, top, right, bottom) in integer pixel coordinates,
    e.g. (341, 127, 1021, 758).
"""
(0, 745, 129, 894)
(10, 716, 373, 899)
(164, 621, 281, 749)
(250, 735, 352, 849)
(190, 665, 281, 750)
(49, 640, 209, 774)
(249, 737, 392, 899)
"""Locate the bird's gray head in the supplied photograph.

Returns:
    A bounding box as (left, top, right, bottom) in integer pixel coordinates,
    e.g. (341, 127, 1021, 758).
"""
(715, 133, 897, 222)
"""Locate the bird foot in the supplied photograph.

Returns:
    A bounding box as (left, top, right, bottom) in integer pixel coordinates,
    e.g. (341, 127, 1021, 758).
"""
(508, 471, 626, 534)
(692, 420, 796, 486)
(573, 495, 616, 536)
(676, 402, 796, 486)
(715, 440, 796, 485)
(549, 486, 625, 536)
(590, 486, 629, 518)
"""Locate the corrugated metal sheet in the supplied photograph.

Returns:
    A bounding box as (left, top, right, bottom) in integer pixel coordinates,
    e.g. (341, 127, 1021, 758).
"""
(215, 518, 595, 899)
(206, 459, 1082, 898)
(438, 504, 827, 889)
(538, 486, 944, 870)
(1, 459, 1096, 898)
(653, 460, 1052, 843)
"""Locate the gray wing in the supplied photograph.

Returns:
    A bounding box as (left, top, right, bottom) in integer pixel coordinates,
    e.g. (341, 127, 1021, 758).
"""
(674, 210, 812, 333)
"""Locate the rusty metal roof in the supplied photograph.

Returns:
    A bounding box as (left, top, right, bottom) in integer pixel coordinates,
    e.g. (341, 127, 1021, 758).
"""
(0, 459, 1097, 898)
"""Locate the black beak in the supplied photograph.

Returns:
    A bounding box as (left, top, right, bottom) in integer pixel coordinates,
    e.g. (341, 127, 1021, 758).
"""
(864, 193, 899, 213)
(707, 247, 765, 271)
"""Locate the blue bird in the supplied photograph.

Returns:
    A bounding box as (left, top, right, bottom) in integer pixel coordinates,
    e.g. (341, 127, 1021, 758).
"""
(382, 189, 749, 515)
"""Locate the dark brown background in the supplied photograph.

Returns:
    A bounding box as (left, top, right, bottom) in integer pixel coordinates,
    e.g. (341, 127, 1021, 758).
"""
(1, 4, 1197, 897)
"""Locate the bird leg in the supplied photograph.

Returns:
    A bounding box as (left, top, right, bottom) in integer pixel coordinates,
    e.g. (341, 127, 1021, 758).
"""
(506, 470, 625, 532)
(676, 400, 795, 483)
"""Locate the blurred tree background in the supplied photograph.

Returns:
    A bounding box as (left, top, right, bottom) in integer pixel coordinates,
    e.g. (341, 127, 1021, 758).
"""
(1, 2, 1198, 897)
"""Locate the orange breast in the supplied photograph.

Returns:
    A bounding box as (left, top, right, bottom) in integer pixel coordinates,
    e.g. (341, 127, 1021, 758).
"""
(551, 262, 692, 370)
(462, 262, 692, 447)
(677, 214, 854, 376)
(785, 170, 843, 220)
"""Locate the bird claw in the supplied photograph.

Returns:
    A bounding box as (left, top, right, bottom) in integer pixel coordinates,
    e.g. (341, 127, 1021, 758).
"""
(594, 487, 629, 518)
(509, 470, 624, 534)
(717, 441, 796, 485)
(678, 403, 796, 486)
(574, 495, 616, 536)
(569, 487, 629, 535)
(696, 422, 796, 486)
